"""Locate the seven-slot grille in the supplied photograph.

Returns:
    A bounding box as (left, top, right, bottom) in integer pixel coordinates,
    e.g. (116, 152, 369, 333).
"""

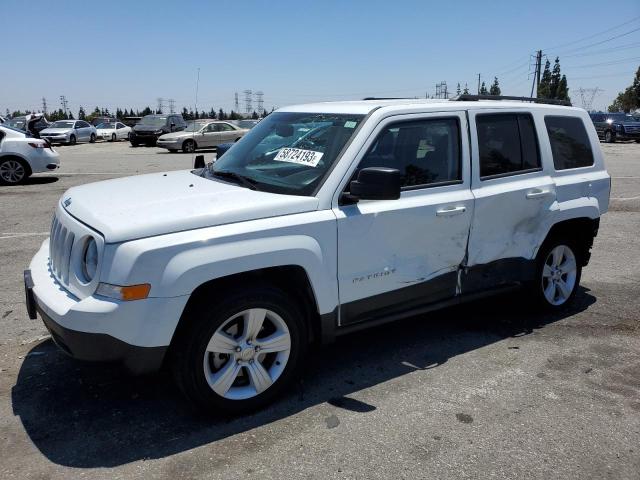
(49, 214, 75, 286)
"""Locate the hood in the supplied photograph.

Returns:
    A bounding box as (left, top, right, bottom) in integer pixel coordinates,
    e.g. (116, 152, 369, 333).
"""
(61, 170, 319, 243)
(158, 131, 192, 140)
(41, 128, 71, 134)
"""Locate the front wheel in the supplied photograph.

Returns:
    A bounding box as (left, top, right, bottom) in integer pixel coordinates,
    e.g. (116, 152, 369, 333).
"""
(182, 139, 196, 153)
(111, 133, 117, 142)
(171, 285, 308, 414)
(69, 134, 77, 145)
(532, 239, 582, 309)
(604, 130, 615, 143)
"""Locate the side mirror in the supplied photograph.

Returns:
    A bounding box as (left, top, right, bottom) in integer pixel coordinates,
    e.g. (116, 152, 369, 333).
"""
(194, 155, 205, 169)
(348, 167, 401, 201)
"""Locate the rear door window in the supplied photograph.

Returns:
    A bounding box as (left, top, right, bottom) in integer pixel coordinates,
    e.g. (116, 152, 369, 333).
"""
(544, 116, 594, 170)
(476, 113, 541, 178)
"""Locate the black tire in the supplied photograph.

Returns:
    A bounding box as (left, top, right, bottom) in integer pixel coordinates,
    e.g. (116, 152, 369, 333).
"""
(635, 139, 640, 143)
(604, 130, 615, 143)
(171, 284, 308, 415)
(530, 236, 582, 310)
(90, 133, 96, 143)
(130, 141, 139, 147)
(127, 132, 131, 141)
(111, 133, 117, 142)
(168, 149, 178, 153)
(182, 139, 196, 153)
(0, 157, 30, 185)
(69, 134, 77, 145)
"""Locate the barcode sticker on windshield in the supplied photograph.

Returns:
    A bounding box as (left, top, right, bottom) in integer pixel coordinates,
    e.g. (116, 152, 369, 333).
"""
(274, 148, 324, 167)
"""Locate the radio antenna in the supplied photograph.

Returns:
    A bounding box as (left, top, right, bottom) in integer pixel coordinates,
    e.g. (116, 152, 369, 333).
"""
(192, 67, 200, 167)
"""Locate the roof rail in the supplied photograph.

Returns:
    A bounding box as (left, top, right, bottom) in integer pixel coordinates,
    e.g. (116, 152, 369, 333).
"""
(362, 97, 414, 101)
(450, 94, 571, 106)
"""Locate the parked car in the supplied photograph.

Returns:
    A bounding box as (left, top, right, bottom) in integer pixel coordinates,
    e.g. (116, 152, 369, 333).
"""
(129, 114, 187, 147)
(0, 125, 59, 185)
(5, 114, 50, 137)
(589, 112, 640, 143)
(39, 120, 97, 145)
(231, 119, 260, 129)
(96, 121, 132, 142)
(157, 120, 248, 153)
(25, 98, 610, 414)
(90, 116, 116, 127)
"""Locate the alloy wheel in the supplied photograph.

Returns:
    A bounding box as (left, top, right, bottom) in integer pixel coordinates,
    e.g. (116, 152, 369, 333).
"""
(0, 160, 26, 184)
(203, 308, 291, 400)
(541, 245, 578, 306)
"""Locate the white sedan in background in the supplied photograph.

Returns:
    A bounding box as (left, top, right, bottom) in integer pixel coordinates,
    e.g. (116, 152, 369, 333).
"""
(0, 125, 60, 185)
(96, 121, 132, 142)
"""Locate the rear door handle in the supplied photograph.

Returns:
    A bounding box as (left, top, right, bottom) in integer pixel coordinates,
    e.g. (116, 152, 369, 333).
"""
(526, 189, 552, 199)
(436, 206, 466, 216)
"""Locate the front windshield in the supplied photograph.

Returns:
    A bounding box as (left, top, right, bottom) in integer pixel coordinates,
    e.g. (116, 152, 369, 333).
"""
(184, 121, 208, 132)
(139, 116, 167, 127)
(51, 121, 75, 128)
(6, 118, 26, 130)
(96, 122, 115, 129)
(208, 112, 364, 196)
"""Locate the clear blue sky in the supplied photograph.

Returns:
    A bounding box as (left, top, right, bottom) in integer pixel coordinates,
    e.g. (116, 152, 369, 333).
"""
(2, 0, 639, 115)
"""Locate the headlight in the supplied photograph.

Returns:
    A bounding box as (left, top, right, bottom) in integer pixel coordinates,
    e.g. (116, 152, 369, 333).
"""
(82, 237, 98, 282)
(155, 130, 163, 134)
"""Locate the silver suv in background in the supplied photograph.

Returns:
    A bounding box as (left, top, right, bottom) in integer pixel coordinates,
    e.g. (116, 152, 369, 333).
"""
(129, 114, 187, 147)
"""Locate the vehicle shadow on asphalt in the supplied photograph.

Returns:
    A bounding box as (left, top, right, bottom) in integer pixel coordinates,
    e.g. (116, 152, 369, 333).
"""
(18, 176, 59, 185)
(11, 288, 596, 468)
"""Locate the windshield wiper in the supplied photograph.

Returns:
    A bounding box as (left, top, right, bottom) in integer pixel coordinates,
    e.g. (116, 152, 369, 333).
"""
(211, 170, 259, 190)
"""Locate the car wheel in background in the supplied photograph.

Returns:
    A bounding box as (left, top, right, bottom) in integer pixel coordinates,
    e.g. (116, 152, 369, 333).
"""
(604, 130, 615, 143)
(69, 134, 77, 145)
(0, 158, 29, 185)
(90, 133, 96, 143)
(182, 139, 196, 153)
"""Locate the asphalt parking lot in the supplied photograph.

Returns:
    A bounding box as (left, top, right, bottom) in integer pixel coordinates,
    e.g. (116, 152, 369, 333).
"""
(0, 141, 639, 479)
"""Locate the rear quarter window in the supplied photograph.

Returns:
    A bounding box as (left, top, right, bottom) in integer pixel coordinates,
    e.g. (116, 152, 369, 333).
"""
(545, 116, 594, 170)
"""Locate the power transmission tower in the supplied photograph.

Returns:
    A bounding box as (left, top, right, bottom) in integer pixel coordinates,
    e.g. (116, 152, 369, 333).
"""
(243, 90, 252, 115)
(435, 82, 448, 99)
(157, 97, 165, 113)
(234, 92, 240, 112)
(59, 95, 68, 116)
(42, 97, 47, 115)
(577, 87, 602, 111)
(530, 50, 543, 98)
(255, 91, 264, 115)
(168, 98, 175, 114)
(477, 74, 481, 94)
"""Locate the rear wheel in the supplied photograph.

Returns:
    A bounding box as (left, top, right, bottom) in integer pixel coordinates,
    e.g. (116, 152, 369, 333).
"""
(532, 238, 582, 310)
(0, 158, 29, 185)
(171, 285, 307, 414)
(182, 139, 196, 153)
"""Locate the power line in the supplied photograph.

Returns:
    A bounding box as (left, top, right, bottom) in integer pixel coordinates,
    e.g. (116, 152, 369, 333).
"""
(564, 55, 640, 69)
(542, 15, 640, 51)
(569, 70, 637, 80)
(552, 26, 640, 56)
(561, 41, 640, 58)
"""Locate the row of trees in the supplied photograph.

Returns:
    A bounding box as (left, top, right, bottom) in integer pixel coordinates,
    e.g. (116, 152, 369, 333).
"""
(6, 105, 271, 122)
(607, 66, 640, 112)
(537, 57, 569, 101)
(455, 77, 502, 96)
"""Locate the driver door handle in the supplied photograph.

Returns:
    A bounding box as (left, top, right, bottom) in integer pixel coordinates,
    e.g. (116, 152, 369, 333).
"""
(526, 188, 552, 199)
(436, 206, 466, 216)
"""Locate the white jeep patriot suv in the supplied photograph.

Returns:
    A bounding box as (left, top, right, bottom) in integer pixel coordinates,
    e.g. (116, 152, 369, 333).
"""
(25, 97, 610, 413)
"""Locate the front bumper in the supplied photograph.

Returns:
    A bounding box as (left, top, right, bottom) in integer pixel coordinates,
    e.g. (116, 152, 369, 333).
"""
(131, 132, 161, 143)
(25, 241, 189, 374)
(616, 131, 640, 140)
(156, 139, 181, 149)
(41, 135, 68, 144)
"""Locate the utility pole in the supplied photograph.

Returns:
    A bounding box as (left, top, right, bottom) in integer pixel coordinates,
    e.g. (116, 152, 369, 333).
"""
(577, 87, 602, 111)
(531, 50, 542, 98)
(41, 97, 47, 115)
(477, 74, 481, 94)
(59, 95, 68, 117)
(168, 98, 175, 114)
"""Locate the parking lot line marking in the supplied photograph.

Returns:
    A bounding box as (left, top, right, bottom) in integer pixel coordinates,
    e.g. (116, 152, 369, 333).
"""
(0, 233, 49, 240)
(611, 195, 640, 201)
